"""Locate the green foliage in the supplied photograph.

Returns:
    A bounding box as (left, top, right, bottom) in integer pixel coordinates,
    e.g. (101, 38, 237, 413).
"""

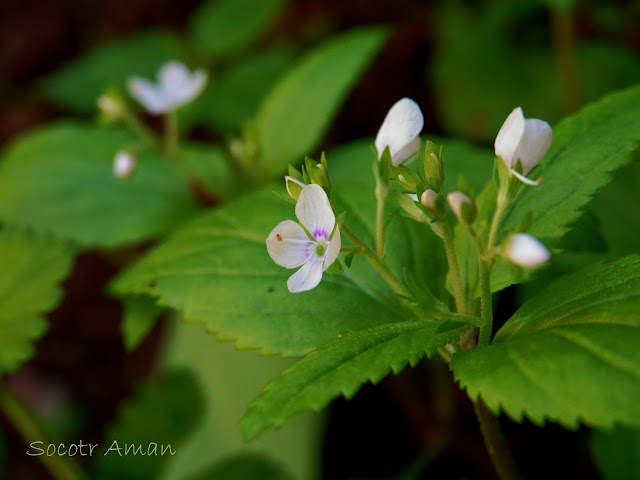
(0, 122, 198, 248)
(178, 143, 243, 199)
(93, 370, 203, 480)
(451, 255, 640, 430)
(456, 84, 640, 295)
(111, 139, 451, 356)
(0, 230, 74, 375)
(188, 48, 295, 131)
(591, 426, 640, 480)
(121, 296, 165, 352)
(39, 30, 185, 113)
(186, 453, 293, 480)
(254, 27, 388, 177)
(242, 320, 461, 441)
(189, 0, 288, 59)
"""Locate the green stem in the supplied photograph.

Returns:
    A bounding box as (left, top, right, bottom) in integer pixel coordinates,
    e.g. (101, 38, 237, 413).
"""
(341, 224, 410, 299)
(164, 110, 179, 155)
(473, 399, 520, 480)
(375, 194, 386, 257)
(122, 111, 161, 150)
(0, 384, 85, 480)
(440, 221, 469, 315)
(477, 258, 493, 348)
(487, 198, 507, 251)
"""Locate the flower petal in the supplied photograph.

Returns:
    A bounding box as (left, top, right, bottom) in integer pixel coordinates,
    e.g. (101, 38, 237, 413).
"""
(323, 227, 341, 271)
(266, 220, 314, 269)
(176, 69, 208, 105)
(391, 136, 421, 166)
(127, 77, 168, 114)
(295, 184, 335, 241)
(515, 118, 552, 174)
(158, 61, 191, 90)
(494, 107, 526, 168)
(287, 258, 324, 293)
(375, 98, 424, 163)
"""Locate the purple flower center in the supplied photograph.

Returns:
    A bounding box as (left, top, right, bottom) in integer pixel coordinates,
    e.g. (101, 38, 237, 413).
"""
(312, 228, 330, 241)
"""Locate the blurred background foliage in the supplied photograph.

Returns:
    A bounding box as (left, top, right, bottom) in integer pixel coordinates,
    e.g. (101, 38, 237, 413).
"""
(0, 0, 639, 479)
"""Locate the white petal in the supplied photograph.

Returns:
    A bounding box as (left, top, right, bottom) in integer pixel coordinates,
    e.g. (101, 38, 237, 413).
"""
(295, 184, 335, 242)
(266, 220, 314, 269)
(158, 61, 190, 90)
(391, 136, 421, 166)
(408, 193, 419, 202)
(494, 107, 526, 168)
(323, 227, 341, 271)
(287, 258, 324, 293)
(515, 118, 552, 174)
(175, 69, 208, 105)
(127, 77, 169, 114)
(375, 98, 424, 163)
(113, 151, 136, 178)
(504, 234, 550, 268)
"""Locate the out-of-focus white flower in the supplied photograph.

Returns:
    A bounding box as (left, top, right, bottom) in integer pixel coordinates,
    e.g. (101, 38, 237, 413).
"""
(113, 151, 136, 179)
(375, 98, 424, 165)
(266, 184, 341, 293)
(127, 61, 207, 114)
(97, 94, 124, 119)
(503, 233, 550, 268)
(494, 107, 552, 185)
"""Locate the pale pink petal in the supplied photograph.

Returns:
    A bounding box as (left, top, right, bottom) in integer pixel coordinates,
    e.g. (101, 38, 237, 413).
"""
(504, 233, 550, 268)
(323, 227, 341, 271)
(127, 77, 168, 114)
(287, 258, 324, 293)
(392, 136, 421, 166)
(158, 61, 191, 90)
(515, 118, 552, 174)
(494, 107, 526, 169)
(295, 184, 335, 242)
(266, 220, 314, 269)
(375, 98, 424, 163)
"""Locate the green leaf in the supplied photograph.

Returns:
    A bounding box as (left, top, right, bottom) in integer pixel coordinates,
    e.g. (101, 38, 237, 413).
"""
(38, 30, 185, 113)
(591, 426, 640, 480)
(254, 27, 388, 178)
(121, 296, 165, 352)
(0, 230, 74, 374)
(0, 122, 198, 248)
(242, 320, 460, 441)
(186, 453, 293, 480)
(189, 0, 288, 59)
(451, 255, 640, 430)
(188, 48, 295, 131)
(112, 139, 448, 356)
(457, 84, 640, 295)
(178, 143, 243, 199)
(93, 369, 204, 480)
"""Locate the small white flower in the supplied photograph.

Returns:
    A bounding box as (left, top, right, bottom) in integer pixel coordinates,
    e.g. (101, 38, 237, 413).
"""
(267, 184, 341, 293)
(503, 233, 550, 268)
(494, 107, 552, 185)
(375, 98, 424, 165)
(113, 151, 136, 179)
(127, 60, 207, 114)
(97, 94, 124, 119)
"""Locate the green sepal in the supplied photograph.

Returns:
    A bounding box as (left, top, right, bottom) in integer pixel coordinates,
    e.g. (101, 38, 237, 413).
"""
(324, 259, 344, 275)
(459, 199, 477, 225)
(304, 156, 329, 188)
(376, 146, 393, 184)
(422, 142, 443, 191)
(395, 191, 429, 223)
(287, 164, 304, 182)
(392, 164, 427, 192)
(344, 250, 357, 268)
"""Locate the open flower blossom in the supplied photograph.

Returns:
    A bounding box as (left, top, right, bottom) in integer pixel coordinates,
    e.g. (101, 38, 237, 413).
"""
(375, 98, 424, 165)
(494, 107, 552, 185)
(267, 184, 341, 293)
(127, 61, 207, 114)
(503, 233, 550, 268)
(112, 151, 136, 179)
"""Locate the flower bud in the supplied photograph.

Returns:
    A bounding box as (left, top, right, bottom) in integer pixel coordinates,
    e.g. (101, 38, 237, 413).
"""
(113, 151, 136, 179)
(447, 191, 476, 225)
(375, 98, 424, 166)
(98, 93, 125, 121)
(420, 189, 437, 214)
(285, 176, 306, 202)
(503, 233, 550, 268)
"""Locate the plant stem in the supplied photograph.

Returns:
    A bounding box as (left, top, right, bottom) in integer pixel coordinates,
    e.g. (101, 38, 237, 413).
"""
(164, 110, 179, 155)
(440, 221, 469, 315)
(473, 399, 520, 480)
(0, 384, 85, 480)
(487, 198, 507, 251)
(550, 7, 581, 113)
(477, 258, 493, 348)
(341, 224, 411, 299)
(375, 194, 386, 257)
(122, 111, 161, 150)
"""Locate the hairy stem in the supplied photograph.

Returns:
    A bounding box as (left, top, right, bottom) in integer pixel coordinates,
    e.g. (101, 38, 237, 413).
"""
(473, 399, 520, 480)
(341, 224, 410, 299)
(0, 384, 85, 480)
(487, 198, 507, 251)
(440, 221, 469, 315)
(477, 258, 493, 348)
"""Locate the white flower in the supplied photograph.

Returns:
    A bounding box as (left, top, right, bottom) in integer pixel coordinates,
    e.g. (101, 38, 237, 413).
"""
(266, 184, 341, 293)
(494, 107, 552, 185)
(127, 61, 207, 114)
(375, 98, 424, 165)
(503, 233, 550, 268)
(113, 151, 136, 178)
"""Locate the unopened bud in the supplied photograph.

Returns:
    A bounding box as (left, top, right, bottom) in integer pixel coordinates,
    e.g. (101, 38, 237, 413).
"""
(503, 233, 549, 268)
(98, 94, 125, 120)
(447, 191, 476, 224)
(113, 151, 136, 179)
(420, 189, 437, 213)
